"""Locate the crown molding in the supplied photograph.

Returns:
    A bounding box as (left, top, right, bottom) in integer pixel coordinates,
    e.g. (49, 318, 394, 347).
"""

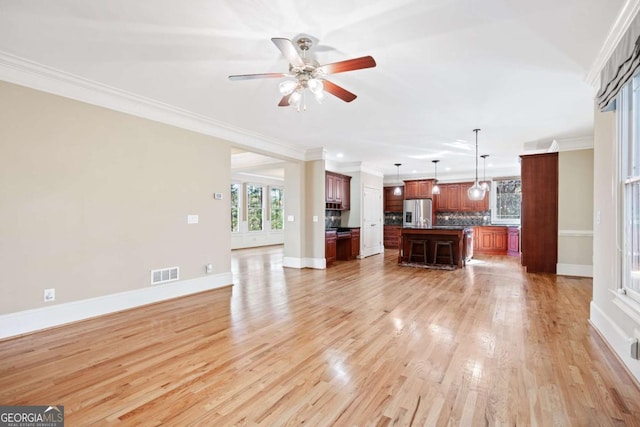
(304, 147, 327, 161)
(0, 51, 306, 161)
(327, 161, 385, 178)
(231, 151, 287, 170)
(555, 136, 594, 151)
(586, 0, 640, 87)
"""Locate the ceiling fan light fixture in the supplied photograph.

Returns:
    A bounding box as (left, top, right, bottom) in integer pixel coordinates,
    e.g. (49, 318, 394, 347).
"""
(229, 37, 376, 109)
(289, 90, 302, 108)
(307, 78, 323, 95)
(279, 80, 298, 96)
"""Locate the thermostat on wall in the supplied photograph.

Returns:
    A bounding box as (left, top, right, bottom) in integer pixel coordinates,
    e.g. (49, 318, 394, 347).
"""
(214, 193, 223, 200)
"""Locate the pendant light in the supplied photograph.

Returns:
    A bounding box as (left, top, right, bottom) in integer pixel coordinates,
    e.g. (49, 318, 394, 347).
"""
(467, 129, 486, 201)
(480, 154, 490, 192)
(432, 160, 440, 195)
(393, 163, 402, 196)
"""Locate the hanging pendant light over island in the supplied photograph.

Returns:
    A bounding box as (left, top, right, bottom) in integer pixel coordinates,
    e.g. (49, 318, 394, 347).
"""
(393, 163, 402, 196)
(468, 129, 486, 201)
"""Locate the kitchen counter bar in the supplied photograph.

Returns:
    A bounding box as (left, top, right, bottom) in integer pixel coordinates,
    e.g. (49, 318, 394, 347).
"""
(398, 227, 473, 269)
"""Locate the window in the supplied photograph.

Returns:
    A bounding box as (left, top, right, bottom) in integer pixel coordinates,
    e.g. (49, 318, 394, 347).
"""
(270, 187, 284, 230)
(230, 183, 239, 232)
(618, 75, 640, 301)
(247, 184, 263, 231)
(491, 178, 521, 224)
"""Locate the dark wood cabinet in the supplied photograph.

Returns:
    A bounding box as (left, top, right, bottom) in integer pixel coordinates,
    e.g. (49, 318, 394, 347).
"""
(434, 183, 461, 211)
(507, 227, 520, 257)
(326, 171, 351, 210)
(404, 179, 434, 199)
(459, 182, 490, 212)
(384, 225, 401, 249)
(434, 182, 489, 212)
(350, 228, 360, 258)
(326, 173, 337, 203)
(325, 230, 337, 266)
(520, 152, 558, 273)
(473, 226, 508, 255)
(384, 187, 404, 212)
(342, 177, 350, 210)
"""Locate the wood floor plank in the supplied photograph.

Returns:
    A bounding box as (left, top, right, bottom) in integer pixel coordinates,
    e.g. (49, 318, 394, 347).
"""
(1, 247, 639, 425)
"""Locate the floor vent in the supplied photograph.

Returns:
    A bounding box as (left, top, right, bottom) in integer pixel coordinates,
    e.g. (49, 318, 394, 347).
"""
(151, 266, 179, 285)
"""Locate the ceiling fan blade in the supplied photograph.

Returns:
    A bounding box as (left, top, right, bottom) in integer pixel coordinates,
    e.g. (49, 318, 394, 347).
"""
(228, 72, 286, 81)
(278, 94, 292, 107)
(318, 56, 376, 75)
(271, 38, 305, 68)
(322, 80, 357, 102)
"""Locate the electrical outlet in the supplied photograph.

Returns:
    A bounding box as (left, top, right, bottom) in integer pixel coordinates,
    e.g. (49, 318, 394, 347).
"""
(206, 263, 213, 274)
(44, 288, 55, 302)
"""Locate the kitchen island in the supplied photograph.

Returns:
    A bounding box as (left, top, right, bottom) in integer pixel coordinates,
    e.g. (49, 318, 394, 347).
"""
(398, 226, 473, 269)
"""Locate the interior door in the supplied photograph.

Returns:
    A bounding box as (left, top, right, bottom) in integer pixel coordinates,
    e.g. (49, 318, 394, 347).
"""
(362, 186, 383, 257)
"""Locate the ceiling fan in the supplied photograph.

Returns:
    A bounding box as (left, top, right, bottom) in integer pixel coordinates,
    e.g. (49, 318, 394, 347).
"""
(228, 37, 376, 110)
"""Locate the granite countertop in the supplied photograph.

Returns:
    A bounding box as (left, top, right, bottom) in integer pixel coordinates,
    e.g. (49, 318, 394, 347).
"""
(430, 226, 474, 230)
(326, 227, 360, 231)
(403, 225, 472, 230)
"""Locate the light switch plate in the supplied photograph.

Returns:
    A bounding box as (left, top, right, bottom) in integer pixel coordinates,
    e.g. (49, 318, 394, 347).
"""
(187, 214, 199, 224)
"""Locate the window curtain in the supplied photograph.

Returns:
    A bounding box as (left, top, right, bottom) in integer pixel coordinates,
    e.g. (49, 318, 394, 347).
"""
(597, 14, 640, 111)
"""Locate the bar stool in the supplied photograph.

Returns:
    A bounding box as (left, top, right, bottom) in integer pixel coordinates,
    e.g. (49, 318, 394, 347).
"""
(433, 241, 454, 266)
(408, 239, 429, 264)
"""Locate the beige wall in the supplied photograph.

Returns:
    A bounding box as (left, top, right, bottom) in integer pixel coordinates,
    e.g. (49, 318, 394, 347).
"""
(592, 103, 640, 382)
(0, 81, 231, 314)
(557, 149, 594, 274)
(304, 160, 326, 264)
(283, 161, 306, 265)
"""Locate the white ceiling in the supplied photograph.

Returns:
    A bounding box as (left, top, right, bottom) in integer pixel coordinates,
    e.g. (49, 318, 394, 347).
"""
(0, 0, 624, 181)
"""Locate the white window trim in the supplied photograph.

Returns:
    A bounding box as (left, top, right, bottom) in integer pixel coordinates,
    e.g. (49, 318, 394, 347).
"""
(490, 178, 521, 225)
(230, 182, 241, 234)
(246, 183, 265, 233)
(617, 77, 640, 307)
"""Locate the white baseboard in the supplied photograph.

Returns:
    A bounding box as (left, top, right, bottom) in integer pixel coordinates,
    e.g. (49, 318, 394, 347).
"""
(557, 263, 593, 277)
(590, 301, 640, 384)
(283, 257, 326, 269)
(283, 257, 304, 269)
(0, 272, 232, 340)
(306, 257, 326, 269)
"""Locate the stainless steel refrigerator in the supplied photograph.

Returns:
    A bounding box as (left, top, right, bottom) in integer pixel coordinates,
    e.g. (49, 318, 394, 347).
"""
(403, 199, 432, 228)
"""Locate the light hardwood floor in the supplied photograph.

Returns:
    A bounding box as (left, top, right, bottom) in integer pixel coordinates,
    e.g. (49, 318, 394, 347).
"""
(1, 247, 639, 426)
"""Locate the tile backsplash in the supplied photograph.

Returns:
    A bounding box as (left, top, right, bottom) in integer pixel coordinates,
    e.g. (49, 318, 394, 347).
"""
(384, 212, 403, 225)
(326, 210, 342, 228)
(436, 211, 491, 226)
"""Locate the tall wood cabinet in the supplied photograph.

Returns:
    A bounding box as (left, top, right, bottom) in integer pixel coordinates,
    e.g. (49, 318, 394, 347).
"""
(520, 152, 558, 273)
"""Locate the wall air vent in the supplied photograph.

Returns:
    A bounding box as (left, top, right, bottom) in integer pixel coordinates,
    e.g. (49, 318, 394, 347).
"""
(150, 266, 179, 285)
